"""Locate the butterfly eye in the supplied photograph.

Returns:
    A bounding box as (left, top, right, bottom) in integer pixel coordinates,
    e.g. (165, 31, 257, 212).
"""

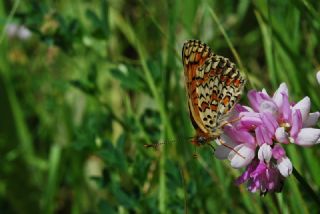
(197, 136, 207, 145)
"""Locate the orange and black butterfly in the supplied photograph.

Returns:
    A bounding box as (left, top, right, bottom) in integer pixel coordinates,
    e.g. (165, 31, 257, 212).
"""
(182, 40, 246, 147)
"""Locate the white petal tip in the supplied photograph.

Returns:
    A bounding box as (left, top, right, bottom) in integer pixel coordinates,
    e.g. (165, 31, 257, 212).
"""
(317, 71, 320, 85)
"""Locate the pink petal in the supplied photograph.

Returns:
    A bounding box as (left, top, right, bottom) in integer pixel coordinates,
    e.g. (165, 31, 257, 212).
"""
(293, 97, 311, 123)
(214, 134, 237, 160)
(277, 157, 293, 177)
(259, 100, 278, 115)
(279, 92, 291, 123)
(303, 112, 320, 127)
(248, 183, 258, 193)
(228, 144, 255, 169)
(239, 112, 262, 128)
(261, 112, 278, 134)
(295, 128, 320, 146)
(255, 126, 272, 145)
(235, 104, 252, 113)
(235, 159, 258, 185)
(250, 162, 267, 179)
(224, 126, 255, 145)
(242, 106, 254, 112)
(247, 90, 260, 111)
(261, 88, 270, 96)
(317, 71, 320, 85)
(225, 108, 239, 121)
(258, 144, 272, 162)
(266, 168, 282, 192)
(248, 90, 271, 112)
(272, 144, 286, 159)
(275, 127, 289, 144)
(272, 83, 288, 108)
(290, 109, 302, 138)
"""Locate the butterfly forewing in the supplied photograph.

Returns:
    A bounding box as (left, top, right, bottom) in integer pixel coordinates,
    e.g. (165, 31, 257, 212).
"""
(182, 40, 214, 134)
(182, 40, 246, 140)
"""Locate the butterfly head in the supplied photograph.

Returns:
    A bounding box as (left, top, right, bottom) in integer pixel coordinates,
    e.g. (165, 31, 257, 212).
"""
(191, 129, 221, 146)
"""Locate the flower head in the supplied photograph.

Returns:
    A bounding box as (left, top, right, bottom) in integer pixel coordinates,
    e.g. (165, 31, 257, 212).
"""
(6, 23, 32, 40)
(215, 83, 319, 194)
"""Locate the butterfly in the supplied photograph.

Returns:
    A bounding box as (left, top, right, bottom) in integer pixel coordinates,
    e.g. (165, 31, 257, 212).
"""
(182, 40, 246, 147)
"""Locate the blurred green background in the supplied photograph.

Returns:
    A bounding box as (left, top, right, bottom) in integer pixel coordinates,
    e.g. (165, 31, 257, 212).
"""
(1, 0, 320, 213)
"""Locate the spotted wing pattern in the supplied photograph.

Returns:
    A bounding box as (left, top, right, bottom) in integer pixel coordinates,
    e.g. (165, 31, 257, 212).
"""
(182, 40, 246, 137)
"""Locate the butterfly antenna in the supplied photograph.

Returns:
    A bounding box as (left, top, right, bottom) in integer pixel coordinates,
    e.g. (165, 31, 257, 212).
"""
(144, 138, 182, 149)
(144, 142, 165, 150)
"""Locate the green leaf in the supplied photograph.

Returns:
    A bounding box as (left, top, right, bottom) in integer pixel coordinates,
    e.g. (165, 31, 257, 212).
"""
(98, 200, 117, 214)
(69, 80, 97, 95)
(110, 184, 135, 209)
(109, 66, 148, 92)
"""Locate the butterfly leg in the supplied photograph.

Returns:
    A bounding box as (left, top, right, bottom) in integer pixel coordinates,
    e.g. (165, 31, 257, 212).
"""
(217, 138, 245, 159)
(144, 142, 165, 150)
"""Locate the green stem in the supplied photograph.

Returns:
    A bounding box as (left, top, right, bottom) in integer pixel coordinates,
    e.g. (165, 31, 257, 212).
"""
(205, 1, 254, 90)
(44, 144, 62, 214)
(110, 8, 176, 212)
(292, 167, 320, 204)
(95, 95, 127, 129)
(0, 0, 20, 44)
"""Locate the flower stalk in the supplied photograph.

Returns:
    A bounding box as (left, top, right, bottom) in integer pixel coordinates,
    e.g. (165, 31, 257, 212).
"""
(292, 167, 320, 204)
